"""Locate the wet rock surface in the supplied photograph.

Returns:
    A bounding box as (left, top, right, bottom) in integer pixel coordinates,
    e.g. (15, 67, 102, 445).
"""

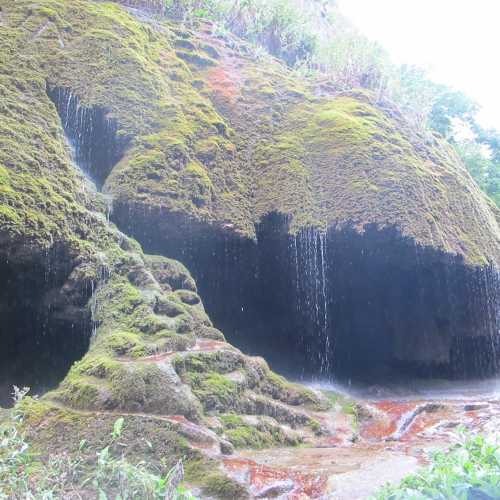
(224, 387, 500, 499)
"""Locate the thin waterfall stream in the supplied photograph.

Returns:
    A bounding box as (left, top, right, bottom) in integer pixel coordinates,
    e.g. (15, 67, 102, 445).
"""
(293, 228, 331, 376)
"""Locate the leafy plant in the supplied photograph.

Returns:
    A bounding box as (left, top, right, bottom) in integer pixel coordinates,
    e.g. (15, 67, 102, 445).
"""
(112, 417, 125, 440)
(0, 387, 196, 499)
(374, 431, 500, 500)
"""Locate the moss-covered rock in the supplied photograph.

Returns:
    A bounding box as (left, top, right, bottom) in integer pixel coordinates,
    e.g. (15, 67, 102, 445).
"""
(219, 413, 302, 449)
(2, 1, 499, 497)
(15, 396, 243, 499)
(3, 0, 498, 270)
(254, 91, 500, 263)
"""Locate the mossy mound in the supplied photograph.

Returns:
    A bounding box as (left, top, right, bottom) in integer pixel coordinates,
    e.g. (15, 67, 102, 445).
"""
(43, 249, 325, 433)
(16, 249, 329, 497)
(2, 0, 499, 494)
(218, 413, 303, 449)
(255, 90, 500, 264)
(120, 4, 500, 265)
(15, 397, 248, 499)
(4, 0, 497, 265)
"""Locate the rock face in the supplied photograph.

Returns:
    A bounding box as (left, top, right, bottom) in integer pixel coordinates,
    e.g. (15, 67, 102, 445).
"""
(87, 0, 499, 377)
(0, 2, 333, 495)
(1, 1, 500, 494)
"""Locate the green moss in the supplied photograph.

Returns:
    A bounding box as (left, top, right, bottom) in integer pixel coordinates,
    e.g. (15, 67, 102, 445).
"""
(224, 426, 259, 448)
(219, 413, 244, 428)
(174, 350, 244, 374)
(195, 138, 220, 162)
(18, 398, 199, 482)
(16, 397, 59, 425)
(155, 332, 196, 352)
(133, 308, 172, 335)
(260, 369, 325, 409)
(180, 161, 214, 205)
(73, 355, 121, 379)
(101, 331, 146, 356)
(204, 474, 248, 500)
(56, 374, 104, 410)
(175, 50, 217, 68)
(220, 413, 301, 449)
(185, 459, 248, 499)
(145, 255, 197, 292)
(187, 372, 240, 412)
(196, 325, 226, 341)
(0, 204, 22, 224)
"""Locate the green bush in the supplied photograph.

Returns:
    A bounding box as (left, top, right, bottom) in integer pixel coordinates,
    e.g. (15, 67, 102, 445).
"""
(374, 431, 500, 500)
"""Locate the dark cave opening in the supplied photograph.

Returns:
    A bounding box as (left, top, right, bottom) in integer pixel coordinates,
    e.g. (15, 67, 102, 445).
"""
(47, 86, 126, 190)
(114, 207, 500, 383)
(0, 251, 91, 408)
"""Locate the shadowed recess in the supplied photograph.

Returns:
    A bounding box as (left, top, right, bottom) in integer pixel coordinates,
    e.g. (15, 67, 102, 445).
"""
(113, 208, 500, 383)
(0, 249, 91, 408)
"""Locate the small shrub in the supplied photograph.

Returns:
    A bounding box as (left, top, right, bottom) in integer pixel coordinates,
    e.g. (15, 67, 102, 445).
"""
(374, 431, 500, 500)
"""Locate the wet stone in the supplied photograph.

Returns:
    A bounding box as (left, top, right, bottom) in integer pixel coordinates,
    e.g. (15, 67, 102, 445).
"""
(254, 479, 295, 498)
(464, 403, 490, 412)
(220, 439, 234, 455)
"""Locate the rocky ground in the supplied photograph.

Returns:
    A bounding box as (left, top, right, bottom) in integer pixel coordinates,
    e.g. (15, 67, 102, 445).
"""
(220, 385, 500, 498)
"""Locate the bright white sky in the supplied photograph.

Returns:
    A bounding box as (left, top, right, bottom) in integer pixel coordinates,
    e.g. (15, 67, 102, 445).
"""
(338, 0, 500, 129)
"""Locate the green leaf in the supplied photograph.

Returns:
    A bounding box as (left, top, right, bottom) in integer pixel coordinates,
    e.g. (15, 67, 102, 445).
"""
(112, 417, 125, 439)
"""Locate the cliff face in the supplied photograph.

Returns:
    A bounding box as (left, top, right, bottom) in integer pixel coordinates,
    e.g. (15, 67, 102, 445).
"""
(1, 0, 500, 495)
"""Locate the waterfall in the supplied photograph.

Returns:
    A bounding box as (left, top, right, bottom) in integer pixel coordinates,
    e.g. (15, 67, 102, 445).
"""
(319, 232, 330, 374)
(89, 252, 112, 339)
(480, 265, 500, 374)
(48, 86, 123, 190)
(49, 87, 118, 342)
(292, 227, 332, 378)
